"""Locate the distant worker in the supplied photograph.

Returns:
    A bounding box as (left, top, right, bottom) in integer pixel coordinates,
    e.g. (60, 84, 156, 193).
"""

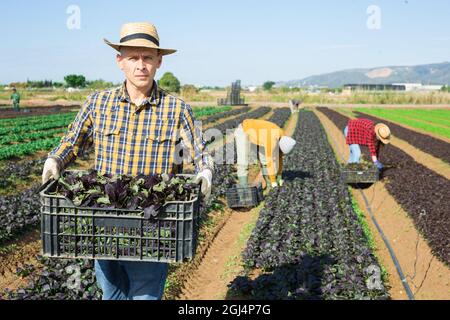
(235, 119, 296, 189)
(289, 99, 302, 113)
(10, 88, 20, 111)
(344, 118, 391, 171)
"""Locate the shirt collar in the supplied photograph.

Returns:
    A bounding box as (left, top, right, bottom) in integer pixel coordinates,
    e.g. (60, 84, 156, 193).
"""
(119, 80, 161, 110)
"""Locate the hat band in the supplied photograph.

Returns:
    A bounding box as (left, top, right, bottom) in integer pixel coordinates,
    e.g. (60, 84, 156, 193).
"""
(120, 33, 160, 46)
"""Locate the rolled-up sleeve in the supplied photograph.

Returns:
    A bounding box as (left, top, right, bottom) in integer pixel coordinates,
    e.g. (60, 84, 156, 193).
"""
(48, 96, 94, 168)
(179, 104, 213, 173)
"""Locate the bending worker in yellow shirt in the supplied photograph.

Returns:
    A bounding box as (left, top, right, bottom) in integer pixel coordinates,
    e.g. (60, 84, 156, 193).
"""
(235, 119, 296, 189)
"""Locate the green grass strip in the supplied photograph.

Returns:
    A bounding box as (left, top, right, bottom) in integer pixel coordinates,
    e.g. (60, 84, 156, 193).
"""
(381, 109, 450, 127)
(357, 108, 450, 139)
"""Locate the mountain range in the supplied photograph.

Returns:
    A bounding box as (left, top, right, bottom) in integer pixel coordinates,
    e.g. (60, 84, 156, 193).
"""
(278, 62, 450, 88)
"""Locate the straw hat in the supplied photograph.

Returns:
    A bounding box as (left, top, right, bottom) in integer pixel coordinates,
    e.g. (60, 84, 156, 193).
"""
(104, 22, 176, 56)
(375, 123, 391, 144)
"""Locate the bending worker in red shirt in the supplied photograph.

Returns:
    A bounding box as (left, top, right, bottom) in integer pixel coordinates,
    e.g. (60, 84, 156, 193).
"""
(235, 119, 296, 188)
(344, 118, 391, 170)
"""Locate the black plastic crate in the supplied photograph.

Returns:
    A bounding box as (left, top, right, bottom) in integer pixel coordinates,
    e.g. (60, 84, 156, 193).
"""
(341, 166, 379, 184)
(226, 184, 264, 209)
(40, 173, 200, 263)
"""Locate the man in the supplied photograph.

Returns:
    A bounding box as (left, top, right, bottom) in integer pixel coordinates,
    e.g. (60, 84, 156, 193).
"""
(344, 118, 391, 170)
(289, 99, 301, 113)
(41, 22, 213, 300)
(10, 88, 20, 111)
(235, 119, 296, 189)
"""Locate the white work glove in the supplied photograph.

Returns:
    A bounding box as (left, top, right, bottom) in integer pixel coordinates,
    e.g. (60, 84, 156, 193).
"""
(42, 158, 60, 184)
(271, 182, 278, 188)
(194, 169, 212, 201)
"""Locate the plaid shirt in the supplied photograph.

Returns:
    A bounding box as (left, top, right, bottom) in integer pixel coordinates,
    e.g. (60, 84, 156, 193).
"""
(49, 81, 212, 176)
(346, 118, 380, 157)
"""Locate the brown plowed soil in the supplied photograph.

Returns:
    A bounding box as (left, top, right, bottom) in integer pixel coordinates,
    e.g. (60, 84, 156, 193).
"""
(0, 230, 42, 292)
(178, 207, 261, 300)
(315, 108, 450, 300)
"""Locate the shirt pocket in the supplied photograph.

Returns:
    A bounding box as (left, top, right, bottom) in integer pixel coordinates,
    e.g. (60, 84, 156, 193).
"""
(94, 126, 122, 153)
(94, 107, 121, 133)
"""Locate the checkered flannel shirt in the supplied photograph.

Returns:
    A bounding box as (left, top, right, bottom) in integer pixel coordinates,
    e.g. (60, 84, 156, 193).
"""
(346, 118, 380, 157)
(49, 81, 212, 176)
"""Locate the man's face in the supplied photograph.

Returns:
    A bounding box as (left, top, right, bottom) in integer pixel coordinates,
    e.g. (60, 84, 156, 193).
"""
(116, 47, 162, 89)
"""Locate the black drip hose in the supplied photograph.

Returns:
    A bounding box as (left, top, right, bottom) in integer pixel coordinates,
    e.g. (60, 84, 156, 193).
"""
(358, 189, 415, 300)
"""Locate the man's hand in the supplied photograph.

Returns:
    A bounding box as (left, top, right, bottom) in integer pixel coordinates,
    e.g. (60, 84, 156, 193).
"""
(194, 169, 212, 201)
(374, 160, 384, 171)
(42, 158, 60, 184)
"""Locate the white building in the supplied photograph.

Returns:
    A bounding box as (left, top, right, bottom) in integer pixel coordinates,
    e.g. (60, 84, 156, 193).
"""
(392, 83, 443, 92)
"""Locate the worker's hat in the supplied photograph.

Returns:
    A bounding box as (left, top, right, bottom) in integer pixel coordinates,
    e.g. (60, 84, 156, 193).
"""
(279, 136, 296, 154)
(104, 22, 176, 56)
(375, 123, 391, 144)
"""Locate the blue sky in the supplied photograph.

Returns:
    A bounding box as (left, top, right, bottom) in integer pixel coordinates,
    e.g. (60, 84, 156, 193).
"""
(1, 0, 449, 86)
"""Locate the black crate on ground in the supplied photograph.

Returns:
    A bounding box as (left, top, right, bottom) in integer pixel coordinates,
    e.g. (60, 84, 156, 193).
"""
(226, 184, 264, 209)
(40, 174, 200, 263)
(341, 166, 379, 184)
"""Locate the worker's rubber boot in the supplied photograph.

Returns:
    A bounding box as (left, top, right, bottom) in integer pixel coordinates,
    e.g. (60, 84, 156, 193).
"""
(277, 175, 284, 187)
(238, 176, 248, 188)
(263, 175, 272, 190)
(237, 176, 249, 201)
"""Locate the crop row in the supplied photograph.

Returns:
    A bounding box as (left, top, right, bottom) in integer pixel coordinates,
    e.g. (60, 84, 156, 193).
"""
(0, 137, 61, 160)
(228, 111, 389, 300)
(211, 107, 271, 135)
(0, 184, 41, 245)
(317, 107, 450, 265)
(193, 106, 232, 118)
(202, 106, 251, 125)
(0, 128, 66, 146)
(267, 108, 291, 128)
(0, 119, 73, 136)
(0, 158, 44, 189)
